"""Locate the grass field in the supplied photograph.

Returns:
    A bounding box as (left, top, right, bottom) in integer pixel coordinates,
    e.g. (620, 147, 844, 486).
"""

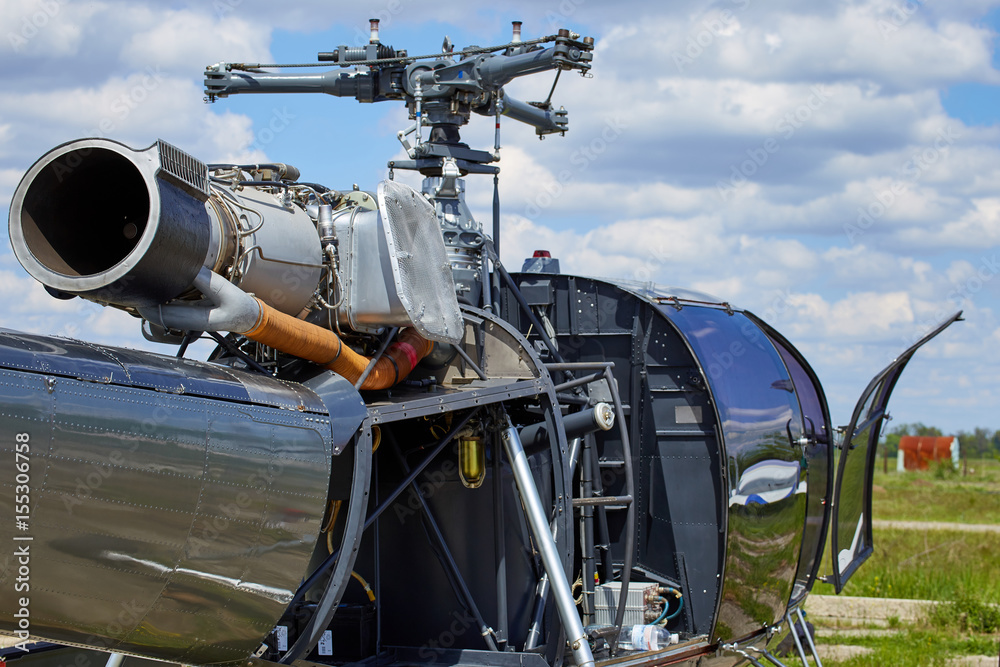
(813, 527, 1000, 601)
(869, 457, 1000, 524)
(813, 628, 998, 666)
(808, 458, 1000, 665)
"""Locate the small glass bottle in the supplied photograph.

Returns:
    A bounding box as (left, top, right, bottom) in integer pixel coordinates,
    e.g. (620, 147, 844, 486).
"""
(617, 625, 679, 651)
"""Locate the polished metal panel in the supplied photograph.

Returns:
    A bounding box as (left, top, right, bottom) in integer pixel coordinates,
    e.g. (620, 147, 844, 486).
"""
(0, 334, 336, 666)
(760, 324, 833, 607)
(0, 328, 328, 411)
(336, 181, 463, 344)
(662, 306, 806, 642)
(227, 186, 323, 316)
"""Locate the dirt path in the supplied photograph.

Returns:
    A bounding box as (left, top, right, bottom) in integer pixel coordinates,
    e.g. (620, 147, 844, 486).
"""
(805, 594, 933, 624)
(873, 520, 1000, 533)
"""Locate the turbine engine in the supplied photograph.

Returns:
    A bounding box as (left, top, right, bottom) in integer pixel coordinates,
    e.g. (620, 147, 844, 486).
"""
(10, 137, 464, 387)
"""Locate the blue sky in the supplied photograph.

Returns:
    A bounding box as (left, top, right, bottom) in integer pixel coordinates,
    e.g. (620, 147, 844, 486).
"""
(940, 8, 1000, 124)
(1, 0, 999, 435)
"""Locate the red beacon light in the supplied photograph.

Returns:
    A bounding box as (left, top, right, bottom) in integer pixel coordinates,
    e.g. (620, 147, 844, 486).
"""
(522, 250, 560, 274)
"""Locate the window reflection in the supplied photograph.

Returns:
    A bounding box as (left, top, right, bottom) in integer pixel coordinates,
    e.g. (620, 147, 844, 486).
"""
(729, 459, 806, 507)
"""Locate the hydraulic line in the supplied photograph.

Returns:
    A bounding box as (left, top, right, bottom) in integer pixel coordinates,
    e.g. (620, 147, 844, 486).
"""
(148, 269, 434, 390)
(241, 298, 434, 389)
(351, 571, 376, 603)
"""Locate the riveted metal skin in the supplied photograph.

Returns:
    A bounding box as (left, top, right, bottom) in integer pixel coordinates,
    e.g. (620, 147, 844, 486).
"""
(0, 329, 363, 667)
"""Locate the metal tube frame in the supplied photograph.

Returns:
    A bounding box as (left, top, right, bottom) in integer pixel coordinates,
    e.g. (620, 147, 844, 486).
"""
(606, 364, 637, 654)
(793, 608, 822, 667)
(554, 371, 605, 394)
(454, 342, 488, 380)
(581, 434, 596, 624)
(590, 441, 615, 582)
(386, 430, 499, 652)
(785, 611, 809, 667)
(501, 419, 594, 667)
(524, 574, 550, 651)
(493, 427, 509, 647)
(285, 408, 481, 604)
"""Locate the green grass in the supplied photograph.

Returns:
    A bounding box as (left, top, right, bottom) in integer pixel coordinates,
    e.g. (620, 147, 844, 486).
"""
(814, 527, 1000, 600)
(811, 461, 1000, 666)
(930, 594, 1000, 633)
(870, 460, 1000, 524)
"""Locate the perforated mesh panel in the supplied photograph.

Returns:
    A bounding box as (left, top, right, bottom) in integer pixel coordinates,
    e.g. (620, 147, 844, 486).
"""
(378, 181, 464, 344)
(157, 139, 209, 201)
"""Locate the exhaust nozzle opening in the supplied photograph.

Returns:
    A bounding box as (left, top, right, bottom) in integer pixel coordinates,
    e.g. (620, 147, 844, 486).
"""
(19, 147, 150, 277)
(10, 138, 212, 308)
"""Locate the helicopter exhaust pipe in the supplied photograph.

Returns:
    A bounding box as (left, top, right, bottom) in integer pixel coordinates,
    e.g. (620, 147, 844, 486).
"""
(8, 138, 444, 390)
(9, 137, 217, 308)
(8, 137, 322, 315)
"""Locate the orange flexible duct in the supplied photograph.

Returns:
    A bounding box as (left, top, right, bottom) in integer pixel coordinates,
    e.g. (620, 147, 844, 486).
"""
(241, 298, 434, 389)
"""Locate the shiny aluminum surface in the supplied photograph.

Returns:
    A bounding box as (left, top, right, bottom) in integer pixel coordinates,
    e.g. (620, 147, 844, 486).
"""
(336, 181, 463, 344)
(0, 332, 337, 666)
(660, 306, 807, 642)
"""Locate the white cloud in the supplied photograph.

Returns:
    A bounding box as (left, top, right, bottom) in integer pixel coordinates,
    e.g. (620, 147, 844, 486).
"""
(897, 198, 1000, 248)
(0, 0, 101, 58)
(0, 0, 997, 435)
(120, 11, 272, 70)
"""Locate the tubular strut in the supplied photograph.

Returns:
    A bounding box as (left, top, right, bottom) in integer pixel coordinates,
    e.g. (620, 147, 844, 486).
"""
(501, 410, 594, 667)
(786, 608, 822, 667)
(385, 430, 499, 651)
(722, 643, 782, 667)
(545, 362, 637, 654)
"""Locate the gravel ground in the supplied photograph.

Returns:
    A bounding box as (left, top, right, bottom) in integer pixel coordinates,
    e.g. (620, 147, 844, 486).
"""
(805, 594, 934, 625)
(873, 520, 1000, 533)
(805, 595, 1000, 666)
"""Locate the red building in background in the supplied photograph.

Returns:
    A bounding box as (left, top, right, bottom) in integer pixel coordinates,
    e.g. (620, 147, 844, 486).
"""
(898, 436, 956, 471)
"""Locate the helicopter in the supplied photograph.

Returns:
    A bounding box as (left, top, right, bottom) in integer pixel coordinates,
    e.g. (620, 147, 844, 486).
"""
(0, 19, 960, 667)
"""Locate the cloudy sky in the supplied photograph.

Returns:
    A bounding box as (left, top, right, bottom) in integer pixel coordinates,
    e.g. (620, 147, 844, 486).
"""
(1, 0, 998, 435)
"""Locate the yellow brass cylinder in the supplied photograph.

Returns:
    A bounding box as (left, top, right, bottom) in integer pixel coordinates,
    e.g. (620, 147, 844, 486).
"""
(458, 434, 485, 488)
